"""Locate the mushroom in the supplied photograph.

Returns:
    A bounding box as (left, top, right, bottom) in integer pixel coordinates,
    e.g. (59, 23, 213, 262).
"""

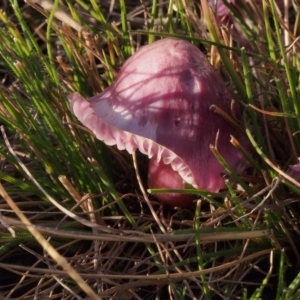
(68, 38, 248, 207)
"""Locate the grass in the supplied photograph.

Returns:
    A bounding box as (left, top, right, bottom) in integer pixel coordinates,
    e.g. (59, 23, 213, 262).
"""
(0, 0, 299, 299)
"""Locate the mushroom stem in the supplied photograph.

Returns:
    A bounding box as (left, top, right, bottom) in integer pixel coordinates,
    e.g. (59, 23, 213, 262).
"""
(148, 157, 195, 208)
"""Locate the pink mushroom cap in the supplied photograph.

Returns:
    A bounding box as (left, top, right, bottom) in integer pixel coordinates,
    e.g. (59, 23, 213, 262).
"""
(69, 38, 247, 206)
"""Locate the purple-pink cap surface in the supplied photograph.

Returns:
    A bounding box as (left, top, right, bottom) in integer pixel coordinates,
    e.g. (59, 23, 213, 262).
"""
(69, 38, 248, 205)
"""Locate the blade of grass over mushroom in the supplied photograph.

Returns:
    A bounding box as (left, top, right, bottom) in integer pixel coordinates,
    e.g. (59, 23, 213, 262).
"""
(132, 30, 265, 58)
(148, 188, 224, 197)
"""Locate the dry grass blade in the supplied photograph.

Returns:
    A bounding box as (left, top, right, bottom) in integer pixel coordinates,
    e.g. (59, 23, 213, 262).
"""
(26, 0, 86, 32)
(0, 183, 99, 300)
(0, 248, 272, 294)
(1, 214, 272, 243)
